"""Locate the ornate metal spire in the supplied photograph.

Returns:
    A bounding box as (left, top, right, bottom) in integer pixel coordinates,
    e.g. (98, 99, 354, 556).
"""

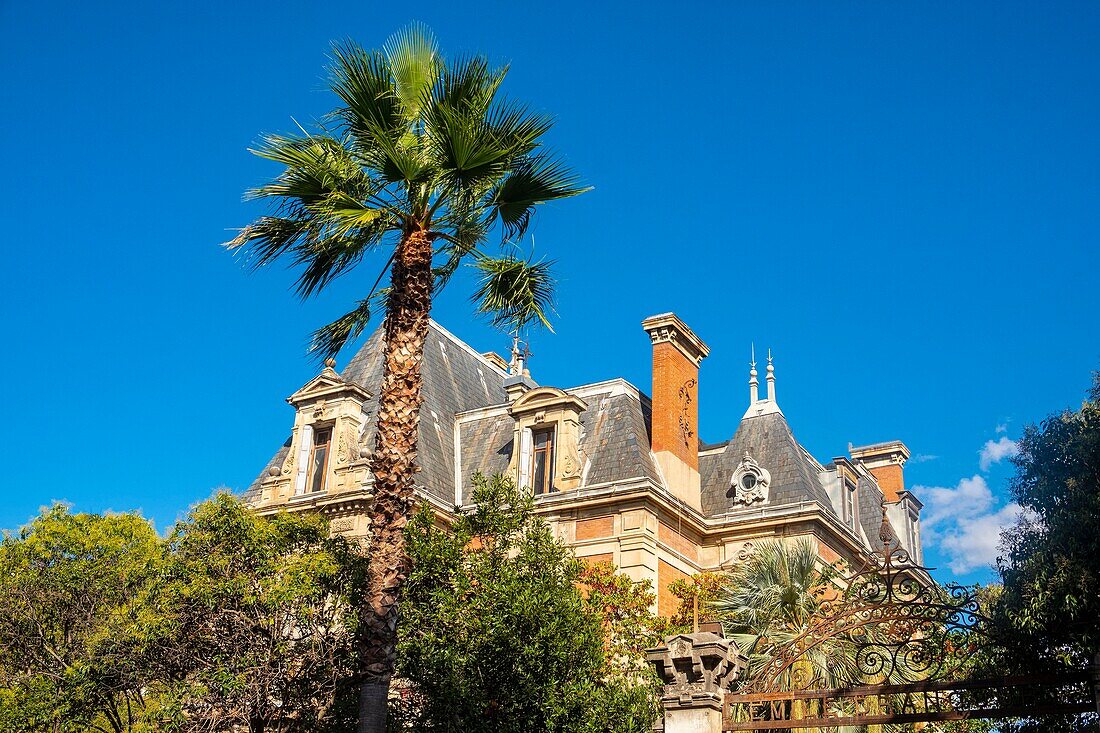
(766, 348, 776, 403)
(749, 343, 759, 404)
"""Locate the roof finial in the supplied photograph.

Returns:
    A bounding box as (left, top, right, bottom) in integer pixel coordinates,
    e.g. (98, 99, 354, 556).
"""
(766, 348, 776, 404)
(508, 332, 532, 378)
(509, 333, 522, 376)
(749, 343, 759, 404)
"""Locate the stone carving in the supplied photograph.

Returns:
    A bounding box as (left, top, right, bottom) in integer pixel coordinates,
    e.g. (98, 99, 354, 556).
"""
(329, 517, 355, 533)
(729, 452, 771, 505)
(559, 417, 583, 482)
(281, 450, 296, 476)
(678, 378, 696, 445)
(736, 541, 755, 562)
(646, 632, 749, 700)
(337, 424, 356, 465)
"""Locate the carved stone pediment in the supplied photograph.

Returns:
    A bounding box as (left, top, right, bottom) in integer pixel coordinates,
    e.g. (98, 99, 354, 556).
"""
(507, 386, 588, 493)
(287, 368, 372, 409)
(508, 386, 587, 420)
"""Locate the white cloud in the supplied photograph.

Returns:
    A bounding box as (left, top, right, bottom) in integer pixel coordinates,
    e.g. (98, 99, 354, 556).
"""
(979, 436, 1018, 471)
(995, 423, 1009, 434)
(914, 474, 1030, 575)
(910, 453, 939, 463)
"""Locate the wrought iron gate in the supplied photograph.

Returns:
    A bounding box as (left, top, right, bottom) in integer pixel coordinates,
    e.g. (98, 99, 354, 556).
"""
(720, 510, 1099, 730)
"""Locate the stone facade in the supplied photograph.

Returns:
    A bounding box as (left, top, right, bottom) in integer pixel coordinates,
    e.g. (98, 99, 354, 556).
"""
(243, 314, 925, 615)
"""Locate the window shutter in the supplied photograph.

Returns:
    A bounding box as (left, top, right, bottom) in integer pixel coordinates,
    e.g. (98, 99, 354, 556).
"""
(294, 424, 312, 496)
(518, 428, 533, 490)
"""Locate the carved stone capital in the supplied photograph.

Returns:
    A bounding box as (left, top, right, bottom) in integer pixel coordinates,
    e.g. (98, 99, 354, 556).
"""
(646, 631, 748, 702)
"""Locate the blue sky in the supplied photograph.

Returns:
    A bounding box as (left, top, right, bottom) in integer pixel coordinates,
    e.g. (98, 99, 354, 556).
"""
(1, 1, 1097, 584)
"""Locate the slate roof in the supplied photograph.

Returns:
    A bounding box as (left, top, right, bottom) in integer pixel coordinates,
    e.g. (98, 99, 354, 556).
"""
(246, 322, 509, 507)
(857, 473, 899, 550)
(577, 387, 661, 489)
(242, 441, 290, 503)
(699, 411, 840, 518)
(455, 383, 662, 505)
(245, 320, 911, 558)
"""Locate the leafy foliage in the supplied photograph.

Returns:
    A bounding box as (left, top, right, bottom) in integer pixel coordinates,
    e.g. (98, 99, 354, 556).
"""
(0, 496, 368, 733)
(972, 373, 1100, 733)
(394, 473, 659, 733)
(0, 505, 161, 733)
(711, 538, 860, 689)
(228, 24, 589, 359)
(663, 571, 725, 634)
(129, 493, 368, 733)
(997, 373, 1100, 654)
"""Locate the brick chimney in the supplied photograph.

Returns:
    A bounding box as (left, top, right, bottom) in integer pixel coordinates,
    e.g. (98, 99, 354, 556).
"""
(642, 313, 709, 509)
(850, 441, 910, 502)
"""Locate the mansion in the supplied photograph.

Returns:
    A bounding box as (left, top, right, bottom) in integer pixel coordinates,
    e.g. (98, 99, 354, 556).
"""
(244, 313, 924, 616)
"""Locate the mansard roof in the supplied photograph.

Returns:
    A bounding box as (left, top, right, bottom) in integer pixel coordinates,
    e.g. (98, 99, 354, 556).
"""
(455, 381, 663, 504)
(245, 318, 908, 553)
(699, 411, 838, 517)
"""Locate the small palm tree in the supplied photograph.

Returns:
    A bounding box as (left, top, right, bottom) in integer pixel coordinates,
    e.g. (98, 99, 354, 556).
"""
(227, 24, 586, 733)
(711, 538, 860, 689)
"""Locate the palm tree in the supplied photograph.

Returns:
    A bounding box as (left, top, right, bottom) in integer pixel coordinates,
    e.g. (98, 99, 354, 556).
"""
(711, 538, 860, 690)
(227, 24, 586, 733)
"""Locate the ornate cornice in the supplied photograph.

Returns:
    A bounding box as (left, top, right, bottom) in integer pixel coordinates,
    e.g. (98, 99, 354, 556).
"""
(642, 313, 710, 365)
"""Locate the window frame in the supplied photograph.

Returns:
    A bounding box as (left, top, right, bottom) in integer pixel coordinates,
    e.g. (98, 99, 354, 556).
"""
(842, 479, 857, 529)
(306, 425, 333, 494)
(529, 427, 556, 495)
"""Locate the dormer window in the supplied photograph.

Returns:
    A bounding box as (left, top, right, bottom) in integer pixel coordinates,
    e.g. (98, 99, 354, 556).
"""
(307, 427, 332, 494)
(506, 387, 587, 500)
(842, 480, 857, 529)
(530, 428, 555, 495)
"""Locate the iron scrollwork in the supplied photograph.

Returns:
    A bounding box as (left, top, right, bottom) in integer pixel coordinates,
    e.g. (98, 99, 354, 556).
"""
(741, 505, 989, 693)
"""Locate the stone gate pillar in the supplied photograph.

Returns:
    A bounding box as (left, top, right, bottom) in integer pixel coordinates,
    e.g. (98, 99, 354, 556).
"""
(646, 632, 748, 733)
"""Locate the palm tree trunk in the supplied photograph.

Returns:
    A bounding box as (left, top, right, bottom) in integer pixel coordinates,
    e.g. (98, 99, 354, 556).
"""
(357, 227, 434, 733)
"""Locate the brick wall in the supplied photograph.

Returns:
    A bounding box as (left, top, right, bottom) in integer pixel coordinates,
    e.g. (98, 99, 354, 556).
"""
(650, 341, 699, 470)
(658, 521, 699, 562)
(868, 464, 904, 502)
(658, 559, 691, 617)
(575, 516, 614, 540)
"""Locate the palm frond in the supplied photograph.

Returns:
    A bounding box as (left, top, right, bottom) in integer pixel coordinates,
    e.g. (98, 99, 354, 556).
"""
(433, 211, 491, 293)
(425, 104, 512, 190)
(309, 296, 378, 361)
(225, 216, 311, 269)
(246, 133, 382, 215)
(383, 22, 440, 121)
(470, 252, 556, 333)
(329, 43, 402, 141)
(431, 55, 506, 117)
(484, 97, 554, 157)
(490, 153, 589, 237)
(231, 25, 587, 360)
(291, 221, 394, 299)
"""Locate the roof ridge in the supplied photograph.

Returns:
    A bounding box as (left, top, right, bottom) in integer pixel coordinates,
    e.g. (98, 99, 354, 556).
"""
(428, 319, 509, 378)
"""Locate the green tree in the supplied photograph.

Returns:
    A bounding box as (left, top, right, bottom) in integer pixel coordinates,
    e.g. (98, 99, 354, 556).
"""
(997, 373, 1100, 656)
(0, 505, 161, 733)
(978, 374, 1100, 733)
(126, 493, 368, 733)
(227, 25, 586, 732)
(711, 537, 859, 690)
(394, 474, 659, 733)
